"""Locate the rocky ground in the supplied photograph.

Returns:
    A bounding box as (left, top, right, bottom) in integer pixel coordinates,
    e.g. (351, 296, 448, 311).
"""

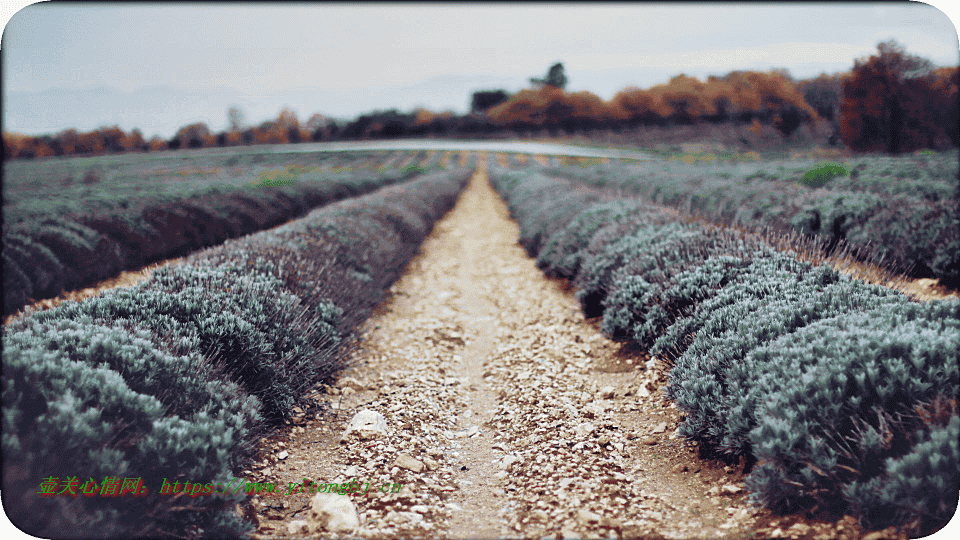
(243, 165, 908, 540)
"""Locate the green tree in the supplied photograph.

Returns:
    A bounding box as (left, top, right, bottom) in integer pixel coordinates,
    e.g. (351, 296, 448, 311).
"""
(531, 62, 568, 89)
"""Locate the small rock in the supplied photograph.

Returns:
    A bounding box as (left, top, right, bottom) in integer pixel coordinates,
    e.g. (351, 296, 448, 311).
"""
(651, 422, 667, 434)
(600, 516, 621, 529)
(722, 484, 743, 495)
(394, 453, 424, 472)
(277, 450, 288, 460)
(286, 520, 309, 535)
(637, 386, 651, 398)
(339, 376, 366, 391)
(500, 454, 521, 470)
(672, 464, 688, 473)
(789, 523, 812, 535)
(577, 508, 602, 525)
(342, 410, 387, 441)
(598, 385, 616, 399)
(307, 492, 359, 533)
(642, 438, 658, 445)
(574, 422, 596, 438)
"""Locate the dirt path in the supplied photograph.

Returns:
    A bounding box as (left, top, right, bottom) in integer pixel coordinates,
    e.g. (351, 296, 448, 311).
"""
(249, 165, 869, 540)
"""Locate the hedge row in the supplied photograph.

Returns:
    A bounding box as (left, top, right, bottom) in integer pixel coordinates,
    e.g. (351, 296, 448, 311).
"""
(1, 167, 473, 539)
(3, 162, 433, 317)
(538, 159, 960, 288)
(487, 165, 959, 536)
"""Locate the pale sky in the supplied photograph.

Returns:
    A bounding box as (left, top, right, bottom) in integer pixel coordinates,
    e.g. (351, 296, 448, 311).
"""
(2, 2, 958, 138)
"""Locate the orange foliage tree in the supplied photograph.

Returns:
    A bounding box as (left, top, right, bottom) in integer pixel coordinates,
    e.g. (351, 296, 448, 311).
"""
(839, 40, 956, 153)
(488, 85, 622, 135)
(176, 122, 215, 149)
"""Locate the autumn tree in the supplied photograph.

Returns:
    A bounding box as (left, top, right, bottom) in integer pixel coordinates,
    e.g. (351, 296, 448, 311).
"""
(274, 107, 303, 143)
(839, 40, 941, 153)
(611, 87, 669, 126)
(128, 129, 146, 151)
(176, 122, 214, 149)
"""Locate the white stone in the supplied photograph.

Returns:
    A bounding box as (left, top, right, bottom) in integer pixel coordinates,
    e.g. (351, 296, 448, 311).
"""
(500, 454, 521, 470)
(577, 508, 602, 525)
(342, 409, 387, 441)
(286, 520, 309, 535)
(397, 511, 423, 524)
(308, 492, 359, 533)
(574, 422, 596, 438)
(598, 385, 616, 399)
(394, 453, 425, 472)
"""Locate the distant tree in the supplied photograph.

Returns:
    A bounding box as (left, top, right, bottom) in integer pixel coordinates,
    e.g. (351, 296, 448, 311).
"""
(798, 73, 845, 122)
(274, 107, 301, 143)
(839, 40, 938, 153)
(531, 62, 568, 90)
(471, 90, 510, 113)
(128, 129, 146, 151)
(147, 137, 167, 152)
(611, 87, 669, 126)
(96, 126, 128, 153)
(176, 122, 213, 149)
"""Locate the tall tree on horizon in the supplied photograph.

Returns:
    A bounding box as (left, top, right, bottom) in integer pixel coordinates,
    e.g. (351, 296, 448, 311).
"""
(531, 62, 568, 90)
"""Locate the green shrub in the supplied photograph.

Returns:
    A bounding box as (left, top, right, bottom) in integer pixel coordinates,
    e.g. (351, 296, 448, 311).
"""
(27, 262, 341, 422)
(2, 318, 259, 538)
(743, 300, 960, 533)
(3, 251, 32, 310)
(574, 222, 695, 317)
(799, 163, 848, 188)
(2, 233, 65, 298)
(536, 199, 664, 280)
(660, 255, 905, 455)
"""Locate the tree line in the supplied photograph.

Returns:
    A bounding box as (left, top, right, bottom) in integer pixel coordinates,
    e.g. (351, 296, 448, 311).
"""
(3, 40, 957, 161)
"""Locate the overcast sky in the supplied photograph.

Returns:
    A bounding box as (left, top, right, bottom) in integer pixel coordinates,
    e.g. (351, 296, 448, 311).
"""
(2, 2, 958, 138)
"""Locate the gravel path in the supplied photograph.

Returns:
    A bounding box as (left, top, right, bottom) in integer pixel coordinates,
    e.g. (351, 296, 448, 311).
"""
(247, 166, 845, 540)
